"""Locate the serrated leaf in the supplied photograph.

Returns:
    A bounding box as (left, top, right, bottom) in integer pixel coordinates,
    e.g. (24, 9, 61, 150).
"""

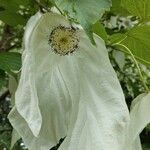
(121, 0, 150, 21)
(0, 52, 21, 73)
(55, 0, 111, 44)
(109, 25, 150, 66)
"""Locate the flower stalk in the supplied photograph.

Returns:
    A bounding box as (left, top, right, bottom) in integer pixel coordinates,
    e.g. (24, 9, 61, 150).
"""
(113, 43, 149, 93)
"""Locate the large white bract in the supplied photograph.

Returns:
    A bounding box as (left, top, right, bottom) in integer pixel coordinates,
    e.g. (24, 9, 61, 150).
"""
(8, 12, 138, 150)
(124, 92, 150, 150)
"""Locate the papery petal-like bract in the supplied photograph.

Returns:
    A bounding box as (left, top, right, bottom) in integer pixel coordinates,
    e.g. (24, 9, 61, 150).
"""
(124, 92, 150, 150)
(9, 12, 130, 150)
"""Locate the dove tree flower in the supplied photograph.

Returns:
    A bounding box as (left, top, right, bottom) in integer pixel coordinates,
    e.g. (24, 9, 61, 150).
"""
(124, 92, 150, 150)
(8, 12, 131, 150)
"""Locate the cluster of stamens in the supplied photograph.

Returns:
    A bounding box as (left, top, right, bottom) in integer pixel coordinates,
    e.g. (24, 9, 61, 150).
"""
(49, 26, 79, 56)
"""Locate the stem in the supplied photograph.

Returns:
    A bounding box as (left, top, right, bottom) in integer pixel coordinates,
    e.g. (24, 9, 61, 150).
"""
(114, 43, 149, 93)
(54, 4, 64, 15)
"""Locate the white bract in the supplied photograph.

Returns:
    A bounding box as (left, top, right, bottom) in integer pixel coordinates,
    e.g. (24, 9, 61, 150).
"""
(8, 12, 132, 150)
(124, 92, 150, 150)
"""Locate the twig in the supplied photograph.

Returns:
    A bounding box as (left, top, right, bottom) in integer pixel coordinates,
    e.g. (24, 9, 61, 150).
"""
(53, 3, 64, 15)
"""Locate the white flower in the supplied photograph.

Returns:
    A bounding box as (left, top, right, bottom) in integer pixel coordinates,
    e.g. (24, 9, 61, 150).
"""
(124, 92, 150, 150)
(9, 12, 130, 150)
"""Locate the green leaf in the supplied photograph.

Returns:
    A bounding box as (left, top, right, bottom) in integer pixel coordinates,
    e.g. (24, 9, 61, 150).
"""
(93, 21, 108, 41)
(110, 0, 130, 16)
(0, 0, 31, 26)
(0, 11, 26, 26)
(0, 52, 21, 73)
(121, 0, 150, 21)
(109, 25, 150, 66)
(55, 0, 111, 44)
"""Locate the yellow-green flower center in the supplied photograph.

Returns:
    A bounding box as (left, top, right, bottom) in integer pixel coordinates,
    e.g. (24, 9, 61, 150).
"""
(49, 26, 79, 55)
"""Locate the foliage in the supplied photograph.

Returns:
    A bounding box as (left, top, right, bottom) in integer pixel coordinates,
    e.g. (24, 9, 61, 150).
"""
(0, 0, 150, 149)
(0, 52, 21, 76)
(109, 25, 150, 66)
(121, 0, 150, 21)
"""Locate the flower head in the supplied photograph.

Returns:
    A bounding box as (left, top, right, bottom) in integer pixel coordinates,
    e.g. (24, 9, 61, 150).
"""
(49, 26, 79, 55)
(8, 12, 130, 150)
